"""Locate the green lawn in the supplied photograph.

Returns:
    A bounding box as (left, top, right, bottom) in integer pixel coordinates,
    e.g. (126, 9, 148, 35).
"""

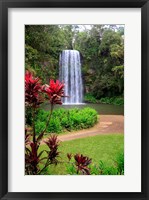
(39, 133, 124, 175)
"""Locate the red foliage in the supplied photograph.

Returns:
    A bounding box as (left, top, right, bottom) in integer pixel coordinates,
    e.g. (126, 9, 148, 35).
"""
(74, 154, 92, 175)
(44, 134, 60, 164)
(25, 142, 39, 174)
(25, 133, 31, 145)
(67, 153, 72, 161)
(42, 80, 66, 105)
(25, 71, 43, 107)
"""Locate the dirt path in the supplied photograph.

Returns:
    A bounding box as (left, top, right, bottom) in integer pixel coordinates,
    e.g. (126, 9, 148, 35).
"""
(43, 115, 124, 142)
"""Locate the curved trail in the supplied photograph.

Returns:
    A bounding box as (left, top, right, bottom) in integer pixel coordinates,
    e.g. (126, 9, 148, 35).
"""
(43, 115, 124, 142)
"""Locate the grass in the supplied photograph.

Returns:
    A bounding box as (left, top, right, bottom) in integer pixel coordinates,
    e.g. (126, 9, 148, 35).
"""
(39, 134, 124, 175)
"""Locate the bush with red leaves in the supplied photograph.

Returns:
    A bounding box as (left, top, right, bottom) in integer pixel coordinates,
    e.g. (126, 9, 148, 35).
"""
(25, 71, 65, 175)
(74, 154, 92, 175)
(44, 135, 60, 165)
(25, 71, 92, 175)
(25, 71, 43, 108)
(66, 153, 92, 175)
(42, 80, 66, 105)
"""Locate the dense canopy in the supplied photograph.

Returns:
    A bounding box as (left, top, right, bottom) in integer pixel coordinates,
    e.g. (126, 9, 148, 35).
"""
(25, 25, 124, 101)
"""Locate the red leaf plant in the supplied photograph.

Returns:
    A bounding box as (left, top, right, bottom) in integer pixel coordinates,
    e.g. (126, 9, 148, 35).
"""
(25, 70, 92, 175)
(42, 79, 66, 105)
(25, 71, 43, 108)
(45, 135, 60, 164)
(36, 79, 68, 142)
(37, 135, 61, 175)
(25, 135, 61, 175)
(25, 72, 64, 175)
(67, 153, 72, 161)
(74, 154, 92, 175)
(25, 133, 31, 146)
(25, 142, 39, 175)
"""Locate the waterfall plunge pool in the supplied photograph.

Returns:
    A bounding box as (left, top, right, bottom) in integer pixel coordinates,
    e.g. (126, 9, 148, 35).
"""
(42, 103, 124, 115)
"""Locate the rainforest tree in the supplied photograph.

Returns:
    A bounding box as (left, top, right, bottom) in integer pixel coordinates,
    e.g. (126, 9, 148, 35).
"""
(25, 25, 124, 101)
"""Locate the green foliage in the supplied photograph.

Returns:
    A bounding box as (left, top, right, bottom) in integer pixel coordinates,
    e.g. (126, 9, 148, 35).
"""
(25, 25, 74, 83)
(66, 151, 124, 175)
(34, 107, 98, 134)
(84, 93, 124, 106)
(39, 134, 124, 175)
(25, 25, 124, 99)
(90, 151, 124, 175)
(47, 117, 63, 133)
(25, 107, 33, 125)
(74, 26, 124, 99)
(65, 164, 76, 175)
(84, 93, 99, 103)
(112, 65, 124, 78)
(99, 96, 124, 105)
(115, 152, 124, 175)
(35, 121, 46, 133)
(90, 161, 118, 175)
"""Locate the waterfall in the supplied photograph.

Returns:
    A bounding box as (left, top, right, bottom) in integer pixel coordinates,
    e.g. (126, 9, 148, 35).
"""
(59, 50, 83, 104)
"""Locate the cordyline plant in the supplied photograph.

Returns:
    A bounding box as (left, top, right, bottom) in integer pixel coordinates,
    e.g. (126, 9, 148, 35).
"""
(66, 153, 92, 175)
(25, 71, 65, 175)
(25, 70, 92, 175)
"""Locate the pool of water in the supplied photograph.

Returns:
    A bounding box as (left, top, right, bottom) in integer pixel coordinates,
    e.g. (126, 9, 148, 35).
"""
(43, 103, 124, 115)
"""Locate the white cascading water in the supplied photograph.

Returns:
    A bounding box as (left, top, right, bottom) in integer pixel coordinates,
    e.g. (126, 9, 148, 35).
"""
(59, 50, 83, 104)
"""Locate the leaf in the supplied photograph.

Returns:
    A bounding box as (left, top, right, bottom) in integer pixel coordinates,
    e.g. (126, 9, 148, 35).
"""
(38, 150, 45, 159)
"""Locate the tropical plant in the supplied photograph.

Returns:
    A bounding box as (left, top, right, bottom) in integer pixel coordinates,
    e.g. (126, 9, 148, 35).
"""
(34, 107, 98, 134)
(25, 71, 66, 174)
(66, 153, 92, 175)
(25, 25, 124, 100)
(25, 71, 95, 175)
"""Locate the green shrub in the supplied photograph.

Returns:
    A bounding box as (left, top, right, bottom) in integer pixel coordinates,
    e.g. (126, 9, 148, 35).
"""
(90, 161, 117, 175)
(84, 93, 99, 103)
(115, 152, 124, 174)
(35, 121, 45, 133)
(90, 151, 124, 175)
(67, 156, 124, 175)
(99, 96, 124, 105)
(84, 94, 124, 105)
(66, 164, 77, 175)
(34, 107, 98, 134)
(47, 117, 63, 133)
